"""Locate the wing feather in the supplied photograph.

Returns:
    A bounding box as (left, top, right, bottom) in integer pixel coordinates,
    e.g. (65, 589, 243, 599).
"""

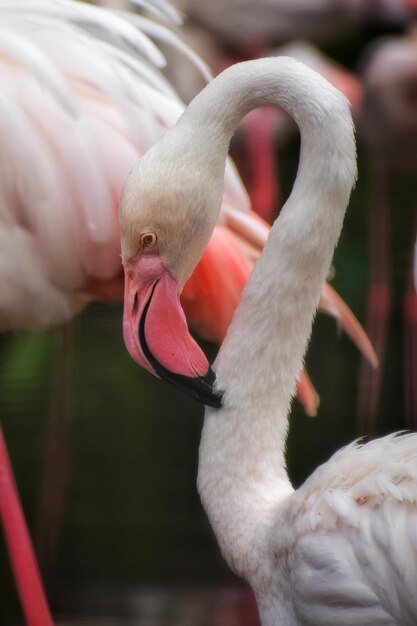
(272, 433, 417, 624)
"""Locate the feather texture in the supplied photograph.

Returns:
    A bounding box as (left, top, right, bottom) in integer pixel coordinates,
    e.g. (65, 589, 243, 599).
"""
(0, 0, 245, 330)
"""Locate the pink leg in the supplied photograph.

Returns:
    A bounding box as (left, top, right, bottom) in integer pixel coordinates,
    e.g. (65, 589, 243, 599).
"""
(241, 107, 281, 223)
(0, 426, 55, 626)
(357, 176, 392, 434)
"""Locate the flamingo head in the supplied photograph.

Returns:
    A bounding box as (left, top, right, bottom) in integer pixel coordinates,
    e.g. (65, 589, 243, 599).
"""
(119, 138, 224, 408)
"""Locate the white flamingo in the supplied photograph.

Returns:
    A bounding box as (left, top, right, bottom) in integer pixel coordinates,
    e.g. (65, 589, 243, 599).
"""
(119, 56, 417, 625)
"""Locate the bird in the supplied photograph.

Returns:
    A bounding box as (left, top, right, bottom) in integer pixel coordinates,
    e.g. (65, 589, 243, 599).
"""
(0, 0, 210, 331)
(357, 29, 417, 432)
(119, 56, 417, 625)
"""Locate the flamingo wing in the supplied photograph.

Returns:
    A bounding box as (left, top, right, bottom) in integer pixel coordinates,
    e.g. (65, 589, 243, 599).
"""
(0, 3, 164, 325)
(272, 433, 417, 624)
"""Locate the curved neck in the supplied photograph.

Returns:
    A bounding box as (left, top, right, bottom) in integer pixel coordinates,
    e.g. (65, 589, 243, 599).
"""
(194, 58, 357, 582)
(176, 56, 355, 194)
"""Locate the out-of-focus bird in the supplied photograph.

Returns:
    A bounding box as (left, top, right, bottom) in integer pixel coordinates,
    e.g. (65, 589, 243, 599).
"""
(119, 55, 417, 626)
(165, 10, 365, 222)
(170, 0, 416, 223)
(235, 41, 364, 222)
(357, 29, 417, 432)
(0, 0, 210, 331)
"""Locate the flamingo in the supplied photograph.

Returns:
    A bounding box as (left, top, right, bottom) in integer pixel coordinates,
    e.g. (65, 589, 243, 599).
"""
(119, 56, 417, 625)
(0, 2, 211, 620)
(0, 427, 54, 626)
(357, 29, 417, 432)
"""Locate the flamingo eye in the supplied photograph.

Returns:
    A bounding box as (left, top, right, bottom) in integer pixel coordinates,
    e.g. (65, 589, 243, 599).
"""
(140, 232, 157, 248)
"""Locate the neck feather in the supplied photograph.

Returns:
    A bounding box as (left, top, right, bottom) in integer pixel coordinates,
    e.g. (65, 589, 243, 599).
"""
(189, 57, 356, 582)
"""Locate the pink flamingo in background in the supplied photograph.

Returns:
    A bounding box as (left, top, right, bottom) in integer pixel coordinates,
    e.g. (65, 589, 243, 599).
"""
(234, 41, 364, 222)
(165, 10, 365, 223)
(171, 0, 417, 222)
(357, 29, 417, 432)
(0, 0, 375, 623)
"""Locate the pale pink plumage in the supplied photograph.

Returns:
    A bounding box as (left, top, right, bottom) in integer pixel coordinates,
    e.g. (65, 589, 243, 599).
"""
(0, 0, 207, 329)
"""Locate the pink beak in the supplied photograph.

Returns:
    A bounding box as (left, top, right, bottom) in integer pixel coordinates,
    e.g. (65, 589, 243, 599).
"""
(123, 253, 222, 408)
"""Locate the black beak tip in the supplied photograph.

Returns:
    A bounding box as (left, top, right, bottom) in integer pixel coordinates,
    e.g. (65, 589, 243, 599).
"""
(198, 366, 223, 408)
(201, 385, 224, 409)
(156, 364, 223, 409)
(175, 368, 223, 409)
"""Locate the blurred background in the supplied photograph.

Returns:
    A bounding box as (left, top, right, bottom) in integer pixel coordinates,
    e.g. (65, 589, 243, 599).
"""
(1, 0, 417, 624)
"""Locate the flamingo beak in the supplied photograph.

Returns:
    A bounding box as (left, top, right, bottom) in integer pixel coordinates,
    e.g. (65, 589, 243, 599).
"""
(123, 256, 223, 408)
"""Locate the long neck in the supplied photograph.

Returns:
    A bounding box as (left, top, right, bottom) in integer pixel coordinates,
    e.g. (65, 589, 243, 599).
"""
(193, 58, 357, 583)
